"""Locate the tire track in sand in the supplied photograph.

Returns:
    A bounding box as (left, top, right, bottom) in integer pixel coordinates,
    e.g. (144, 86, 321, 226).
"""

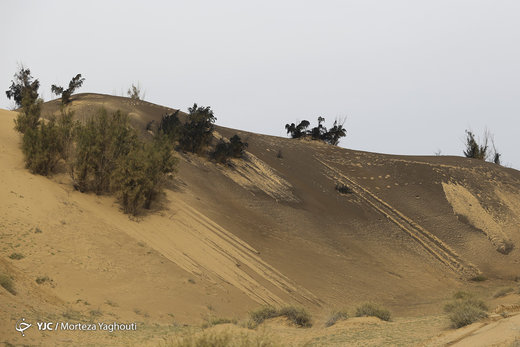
(316, 158, 480, 279)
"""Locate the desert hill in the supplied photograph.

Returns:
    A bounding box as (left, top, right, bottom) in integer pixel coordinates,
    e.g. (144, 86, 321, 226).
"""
(1, 93, 519, 346)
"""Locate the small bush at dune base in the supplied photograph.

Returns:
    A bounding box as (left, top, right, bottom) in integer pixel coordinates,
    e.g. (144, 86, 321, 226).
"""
(278, 306, 312, 327)
(444, 292, 488, 328)
(248, 306, 312, 328)
(355, 303, 391, 321)
(325, 310, 349, 327)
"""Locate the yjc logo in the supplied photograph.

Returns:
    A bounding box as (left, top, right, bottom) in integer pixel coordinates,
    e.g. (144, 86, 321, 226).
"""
(37, 322, 54, 331)
(15, 318, 32, 336)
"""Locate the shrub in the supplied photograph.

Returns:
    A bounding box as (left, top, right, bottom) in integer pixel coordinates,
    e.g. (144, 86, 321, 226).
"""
(5, 66, 40, 108)
(8, 253, 24, 260)
(285, 117, 347, 145)
(248, 306, 279, 327)
(470, 275, 487, 282)
(158, 110, 182, 141)
(51, 74, 85, 104)
(0, 274, 16, 295)
(111, 133, 176, 215)
(248, 306, 312, 328)
(325, 310, 349, 327)
(444, 292, 488, 328)
(335, 183, 353, 194)
(179, 103, 216, 154)
(355, 303, 391, 321)
(127, 82, 144, 100)
(22, 117, 63, 175)
(35, 276, 52, 284)
(72, 109, 138, 193)
(212, 135, 248, 163)
(285, 120, 310, 139)
(14, 97, 42, 134)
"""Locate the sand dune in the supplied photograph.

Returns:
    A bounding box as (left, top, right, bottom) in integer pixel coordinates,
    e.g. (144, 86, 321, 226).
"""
(1, 94, 519, 345)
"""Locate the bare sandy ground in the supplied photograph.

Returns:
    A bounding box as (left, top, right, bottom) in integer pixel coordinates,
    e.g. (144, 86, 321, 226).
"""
(1, 94, 520, 345)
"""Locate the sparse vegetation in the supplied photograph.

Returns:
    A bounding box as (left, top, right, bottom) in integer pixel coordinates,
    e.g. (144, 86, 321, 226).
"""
(285, 117, 347, 145)
(0, 274, 16, 295)
(325, 310, 349, 327)
(163, 329, 279, 347)
(248, 306, 312, 328)
(493, 287, 514, 298)
(201, 316, 237, 329)
(335, 183, 353, 194)
(90, 309, 103, 318)
(127, 82, 144, 100)
(444, 292, 488, 328)
(105, 300, 119, 307)
(470, 275, 487, 282)
(62, 309, 82, 321)
(212, 135, 248, 163)
(51, 74, 85, 104)
(35, 276, 52, 285)
(463, 129, 502, 164)
(8, 253, 24, 260)
(355, 303, 391, 321)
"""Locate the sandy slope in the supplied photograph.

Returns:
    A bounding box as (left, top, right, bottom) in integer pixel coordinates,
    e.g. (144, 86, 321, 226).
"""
(2, 94, 520, 345)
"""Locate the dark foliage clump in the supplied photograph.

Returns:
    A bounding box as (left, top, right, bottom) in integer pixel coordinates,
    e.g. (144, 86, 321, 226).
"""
(22, 117, 62, 175)
(5, 66, 40, 108)
(158, 110, 182, 141)
(285, 117, 346, 145)
(335, 183, 353, 194)
(463, 129, 502, 165)
(212, 135, 248, 163)
(178, 103, 216, 154)
(51, 74, 85, 104)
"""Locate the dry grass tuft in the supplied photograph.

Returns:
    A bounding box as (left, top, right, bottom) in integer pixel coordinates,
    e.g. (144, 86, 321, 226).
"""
(444, 292, 488, 328)
(325, 310, 349, 327)
(248, 306, 312, 328)
(355, 303, 391, 321)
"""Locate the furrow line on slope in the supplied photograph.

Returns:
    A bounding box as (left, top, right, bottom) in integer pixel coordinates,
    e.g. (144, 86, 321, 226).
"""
(178, 201, 322, 307)
(316, 158, 480, 278)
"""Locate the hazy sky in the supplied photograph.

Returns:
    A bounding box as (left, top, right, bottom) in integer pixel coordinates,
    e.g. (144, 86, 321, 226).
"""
(1, 1, 519, 169)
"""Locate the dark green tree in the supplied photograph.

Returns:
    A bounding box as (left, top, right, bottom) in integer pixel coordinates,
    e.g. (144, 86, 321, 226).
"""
(51, 74, 85, 104)
(324, 120, 347, 146)
(285, 120, 310, 139)
(179, 103, 216, 154)
(158, 110, 182, 140)
(463, 130, 488, 160)
(212, 134, 248, 163)
(5, 66, 40, 108)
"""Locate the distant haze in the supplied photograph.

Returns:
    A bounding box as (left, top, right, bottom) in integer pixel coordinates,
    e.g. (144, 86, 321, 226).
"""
(1, 1, 519, 169)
